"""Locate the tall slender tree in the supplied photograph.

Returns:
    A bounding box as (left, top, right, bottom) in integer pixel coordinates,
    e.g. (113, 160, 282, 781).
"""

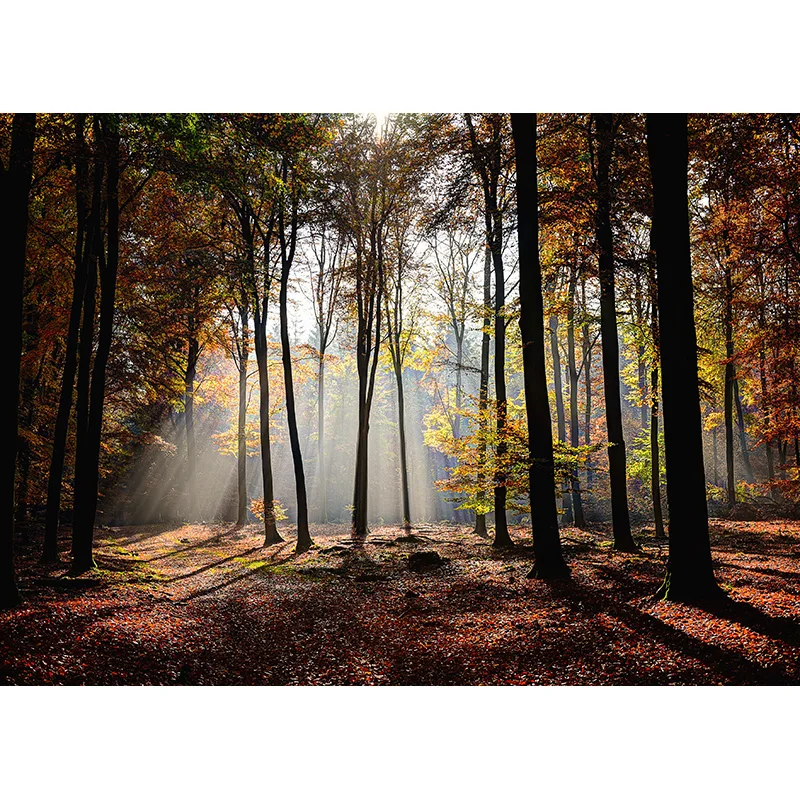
(277, 156, 312, 553)
(71, 114, 121, 573)
(465, 113, 513, 548)
(307, 222, 344, 524)
(511, 114, 570, 579)
(43, 114, 91, 562)
(384, 213, 421, 530)
(566, 252, 586, 527)
(591, 114, 636, 551)
(647, 113, 723, 603)
(1, 113, 36, 609)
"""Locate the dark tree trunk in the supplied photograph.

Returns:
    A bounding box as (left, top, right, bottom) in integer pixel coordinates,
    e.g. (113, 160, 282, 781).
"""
(755, 267, 775, 494)
(351, 185, 384, 540)
(594, 113, 636, 551)
(724, 260, 736, 507)
(318, 344, 328, 523)
(465, 115, 510, 545)
(510, 113, 569, 579)
(453, 328, 468, 524)
(254, 306, 282, 545)
(638, 348, 648, 428)
(635, 277, 648, 428)
(71, 115, 120, 574)
(648, 241, 666, 540)
(70, 122, 103, 570)
(43, 114, 91, 563)
(473, 247, 492, 538)
(734, 378, 754, 483)
(394, 363, 412, 528)
(246, 212, 281, 546)
(352, 285, 382, 539)
(566, 260, 586, 528)
(1, 113, 35, 609)
(582, 279, 593, 491)
(650, 360, 666, 540)
(549, 313, 572, 523)
(278, 186, 312, 554)
(491, 217, 512, 548)
(647, 113, 723, 604)
(236, 305, 249, 527)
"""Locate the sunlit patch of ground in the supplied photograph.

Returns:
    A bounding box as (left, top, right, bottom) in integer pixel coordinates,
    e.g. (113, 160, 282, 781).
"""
(1, 520, 798, 685)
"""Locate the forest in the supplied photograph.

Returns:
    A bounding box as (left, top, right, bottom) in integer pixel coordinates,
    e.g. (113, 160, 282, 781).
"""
(1, 112, 799, 687)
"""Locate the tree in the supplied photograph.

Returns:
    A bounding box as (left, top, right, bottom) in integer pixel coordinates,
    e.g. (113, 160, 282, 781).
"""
(331, 117, 386, 538)
(200, 114, 284, 545)
(647, 113, 724, 603)
(331, 115, 426, 538)
(1, 112, 36, 609)
(465, 113, 515, 548)
(277, 154, 312, 553)
(510, 113, 570, 579)
(71, 114, 121, 573)
(591, 114, 636, 551)
(221, 294, 251, 527)
(43, 114, 91, 562)
(306, 220, 345, 524)
(383, 174, 430, 531)
(427, 217, 483, 524)
(565, 248, 587, 528)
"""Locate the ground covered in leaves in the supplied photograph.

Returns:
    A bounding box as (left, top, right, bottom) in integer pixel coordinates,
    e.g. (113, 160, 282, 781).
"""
(2, 519, 799, 685)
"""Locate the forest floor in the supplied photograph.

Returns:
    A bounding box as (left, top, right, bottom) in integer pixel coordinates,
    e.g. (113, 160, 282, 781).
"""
(1, 519, 799, 685)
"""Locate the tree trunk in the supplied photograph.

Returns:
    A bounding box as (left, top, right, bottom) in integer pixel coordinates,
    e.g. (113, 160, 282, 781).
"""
(254, 307, 282, 545)
(594, 113, 636, 551)
(279, 222, 312, 553)
(394, 363, 412, 528)
(236, 305, 249, 527)
(647, 113, 723, 604)
(648, 241, 666, 540)
(352, 308, 381, 539)
(566, 262, 586, 528)
(510, 113, 569, 579)
(635, 277, 648, 428)
(1, 113, 35, 609)
(491, 220, 512, 548)
(70, 123, 103, 570)
(318, 343, 328, 523)
(43, 114, 90, 562)
(473, 247, 492, 538)
(734, 378, 754, 483)
(724, 259, 736, 507)
(549, 313, 572, 523)
(650, 361, 666, 540)
(71, 115, 120, 574)
(453, 330, 467, 523)
(582, 279, 593, 491)
(638, 346, 648, 428)
(755, 271, 775, 495)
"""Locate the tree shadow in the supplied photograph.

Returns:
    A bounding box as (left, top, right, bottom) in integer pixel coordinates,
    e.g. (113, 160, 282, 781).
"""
(723, 563, 800, 584)
(137, 525, 246, 563)
(549, 571, 797, 684)
(164, 546, 263, 584)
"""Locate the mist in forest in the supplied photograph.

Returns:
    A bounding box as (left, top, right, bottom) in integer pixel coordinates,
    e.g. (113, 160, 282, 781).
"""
(113, 320, 459, 529)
